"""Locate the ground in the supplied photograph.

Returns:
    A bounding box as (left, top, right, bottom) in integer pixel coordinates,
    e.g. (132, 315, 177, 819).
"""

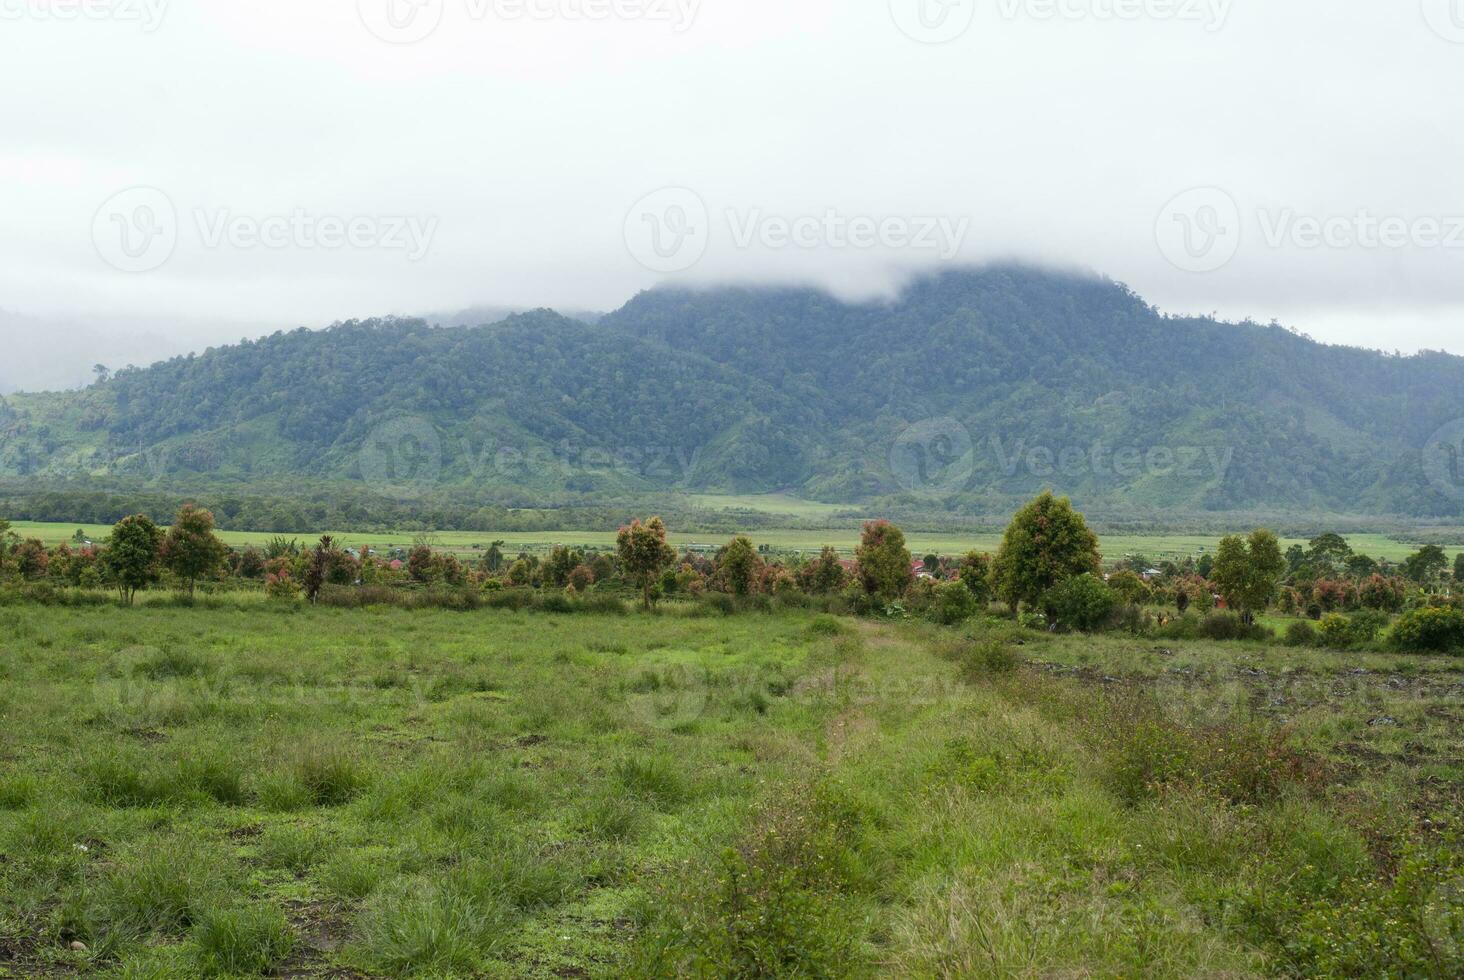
(1, 601, 1462, 977)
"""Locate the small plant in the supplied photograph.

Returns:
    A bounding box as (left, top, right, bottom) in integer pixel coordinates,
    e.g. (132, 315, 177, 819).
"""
(192, 904, 295, 977)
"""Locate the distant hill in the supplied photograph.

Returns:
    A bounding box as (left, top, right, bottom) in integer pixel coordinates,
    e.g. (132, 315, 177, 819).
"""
(3, 266, 1463, 517)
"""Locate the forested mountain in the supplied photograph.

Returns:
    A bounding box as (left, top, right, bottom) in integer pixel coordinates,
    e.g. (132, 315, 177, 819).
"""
(3, 266, 1463, 517)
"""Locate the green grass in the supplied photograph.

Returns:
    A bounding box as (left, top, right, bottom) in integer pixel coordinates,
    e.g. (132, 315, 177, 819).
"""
(13, 519, 1461, 563)
(0, 603, 1461, 976)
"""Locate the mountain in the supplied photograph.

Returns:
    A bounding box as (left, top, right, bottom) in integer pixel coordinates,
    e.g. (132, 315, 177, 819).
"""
(3, 266, 1463, 517)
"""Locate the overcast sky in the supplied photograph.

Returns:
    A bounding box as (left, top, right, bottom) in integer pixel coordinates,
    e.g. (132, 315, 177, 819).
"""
(3, 0, 1463, 378)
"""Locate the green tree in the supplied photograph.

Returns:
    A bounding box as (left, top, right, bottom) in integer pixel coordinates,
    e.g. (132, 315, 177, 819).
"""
(617, 517, 675, 609)
(1455, 552, 1464, 584)
(1106, 569, 1151, 606)
(991, 492, 1101, 612)
(481, 540, 506, 573)
(1209, 529, 1287, 624)
(161, 504, 227, 596)
(103, 514, 163, 605)
(958, 550, 992, 603)
(799, 547, 848, 594)
(1306, 533, 1352, 576)
(716, 536, 761, 596)
(855, 520, 912, 601)
(543, 545, 585, 588)
(1403, 545, 1449, 584)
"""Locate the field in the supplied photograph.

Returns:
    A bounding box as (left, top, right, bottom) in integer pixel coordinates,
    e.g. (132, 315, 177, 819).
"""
(11, 520, 1460, 565)
(2, 601, 1462, 977)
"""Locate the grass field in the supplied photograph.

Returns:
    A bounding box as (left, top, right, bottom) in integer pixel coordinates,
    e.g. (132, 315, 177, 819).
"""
(2, 601, 1462, 976)
(11, 521, 1460, 565)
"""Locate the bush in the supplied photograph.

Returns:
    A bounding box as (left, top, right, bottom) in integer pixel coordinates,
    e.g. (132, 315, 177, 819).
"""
(1317, 614, 1354, 649)
(1284, 620, 1319, 648)
(1389, 606, 1464, 653)
(927, 581, 979, 625)
(1197, 611, 1272, 642)
(1039, 573, 1118, 632)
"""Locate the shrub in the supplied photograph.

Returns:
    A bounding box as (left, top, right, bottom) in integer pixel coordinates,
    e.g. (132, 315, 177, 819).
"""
(1093, 696, 1323, 806)
(1389, 606, 1464, 653)
(1317, 614, 1354, 649)
(1345, 609, 1390, 646)
(1197, 611, 1271, 642)
(927, 581, 978, 625)
(953, 639, 1019, 679)
(1284, 620, 1319, 648)
(1039, 573, 1118, 632)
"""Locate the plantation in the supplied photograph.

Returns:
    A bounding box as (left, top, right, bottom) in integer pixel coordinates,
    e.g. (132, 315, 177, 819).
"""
(1, 600, 1463, 977)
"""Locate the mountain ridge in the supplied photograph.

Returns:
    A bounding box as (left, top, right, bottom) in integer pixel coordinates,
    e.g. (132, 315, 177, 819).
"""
(3, 265, 1462, 517)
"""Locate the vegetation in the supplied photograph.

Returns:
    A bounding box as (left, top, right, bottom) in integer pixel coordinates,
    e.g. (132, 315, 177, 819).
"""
(5, 267, 1464, 515)
(3, 493, 1464, 974)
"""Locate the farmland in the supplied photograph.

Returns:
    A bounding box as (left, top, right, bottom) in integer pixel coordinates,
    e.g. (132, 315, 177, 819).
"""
(11, 519, 1460, 564)
(2, 600, 1462, 977)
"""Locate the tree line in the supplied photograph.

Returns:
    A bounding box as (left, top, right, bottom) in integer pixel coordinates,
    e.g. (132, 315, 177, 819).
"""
(3, 492, 1462, 651)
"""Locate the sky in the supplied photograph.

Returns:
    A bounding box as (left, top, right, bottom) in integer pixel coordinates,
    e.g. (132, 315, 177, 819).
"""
(2, 0, 1463, 389)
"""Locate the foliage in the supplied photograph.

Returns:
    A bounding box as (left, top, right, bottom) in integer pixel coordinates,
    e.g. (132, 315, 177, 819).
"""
(8, 268, 1464, 515)
(1389, 606, 1464, 653)
(991, 492, 1100, 611)
(617, 516, 675, 609)
(1039, 573, 1118, 632)
(1403, 544, 1450, 583)
(798, 547, 848, 595)
(854, 520, 912, 601)
(716, 536, 762, 596)
(957, 550, 992, 603)
(1210, 529, 1287, 623)
(161, 504, 228, 596)
(102, 513, 163, 605)
(1105, 569, 1150, 605)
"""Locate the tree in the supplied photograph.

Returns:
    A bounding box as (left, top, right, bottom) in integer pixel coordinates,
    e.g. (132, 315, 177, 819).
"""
(799, 547, 848, 594)
(15, 539, 48, 579)
(103, 514, 163, 605)
(958, 551, 992, 603)
(0, 518, 13, 574)
(303, 535, 339, 604)
(991, 492, 1101, 612)
(407, 545, 434, 584)
(237, 547, 266, 580)
(160, 504, 227, 596)
(716, 536, 762, 596)
(1358, 574, 1407, 613)
(616, 517, 675, 609)
(1107, 569, 1151, 606)
(543, 545, 585, 588)
(1306, 533, 1352, 576)
(855, 521, 912, 601)
(1404, 545, 1449, 584)
(1209, 529, 1287, 624)
(1345, 553, 1380, 580)
(481, 540, 506, 573)
(1456, 552, 1464, 584)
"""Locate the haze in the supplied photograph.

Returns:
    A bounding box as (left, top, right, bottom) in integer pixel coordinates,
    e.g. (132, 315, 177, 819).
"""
(2, 0, 1463, 391)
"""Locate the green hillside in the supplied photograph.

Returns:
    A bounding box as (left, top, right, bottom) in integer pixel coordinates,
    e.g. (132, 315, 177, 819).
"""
(3, 266, 1463, 517)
